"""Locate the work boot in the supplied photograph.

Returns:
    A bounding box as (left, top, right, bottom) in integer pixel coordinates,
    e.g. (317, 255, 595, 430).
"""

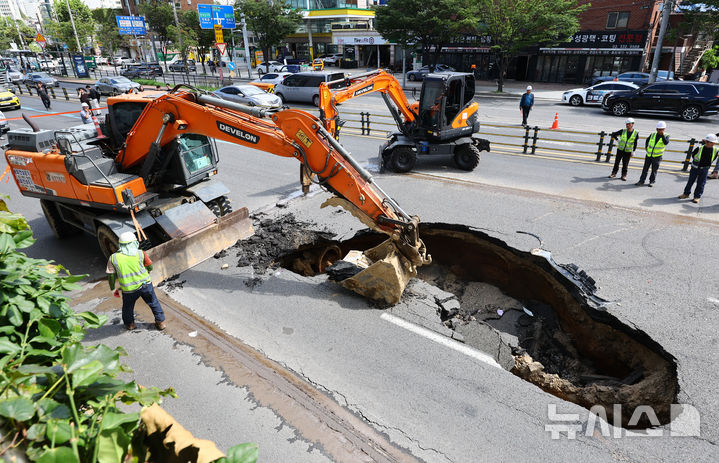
(709, 172, 719, 179)
(635, 181, 644, 186)
(692, 198, 700, 204)
(648, 183, 654, 188)
(126, 323, 135, 331)
(608, 173, 616, 178)
(678, 194, 689, 199)
(621, 176, 627, 181)
(155, 321, 166, 331)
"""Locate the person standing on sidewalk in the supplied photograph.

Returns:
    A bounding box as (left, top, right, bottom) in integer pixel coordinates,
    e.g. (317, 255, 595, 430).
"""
(608, 118, 638, 181)
(107, 231, 166, 331)
(679, 134, 718, 203)
(519, 86, 534, 127)
(705, 131, 719, 179)
(635, 121, 669, 187)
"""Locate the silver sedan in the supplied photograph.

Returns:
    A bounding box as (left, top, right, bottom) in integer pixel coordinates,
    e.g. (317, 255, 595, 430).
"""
(212, 84, 282, 109)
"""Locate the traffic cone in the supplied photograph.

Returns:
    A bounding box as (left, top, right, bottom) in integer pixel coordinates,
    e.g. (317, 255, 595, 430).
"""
(551, 112, 559, 130)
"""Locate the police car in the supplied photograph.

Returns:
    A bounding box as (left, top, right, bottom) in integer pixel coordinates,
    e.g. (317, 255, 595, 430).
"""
(562, 81, 639, 106)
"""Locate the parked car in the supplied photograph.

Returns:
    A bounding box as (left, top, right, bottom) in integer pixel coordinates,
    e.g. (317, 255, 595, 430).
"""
(320, 54, 343, 66)
(0, 87, 20, 110)
(251, 72, 293, 86)
(0, 110, 8, 133)
(24, 72, 58, 87)
(406, 64, 455, 81)
(602, 81, 719, 122)
(110, 56, 124, 66)
(273, 71, 347, 106)
(591, 71, 674, 86)
(144, 63, 164, 76)
(96, 56, 109, 66)
(562, 81, 639, 106)
(212, 84, 283, 109)
(255, 61, 284, 74)
(94, 76, 142, 95)
(121, 63, 163, 78)
(168, 60, 195, 72)
(6, 65, 24, 83)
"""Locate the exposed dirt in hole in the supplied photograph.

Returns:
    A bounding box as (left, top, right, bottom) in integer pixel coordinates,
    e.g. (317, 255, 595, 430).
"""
(251, 214, 677, 428)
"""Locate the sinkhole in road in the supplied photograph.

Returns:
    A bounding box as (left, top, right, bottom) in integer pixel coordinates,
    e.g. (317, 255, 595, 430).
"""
(243, 216, 678, 429)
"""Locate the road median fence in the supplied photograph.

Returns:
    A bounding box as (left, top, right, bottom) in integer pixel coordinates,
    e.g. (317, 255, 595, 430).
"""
(337, 110, 702, 173)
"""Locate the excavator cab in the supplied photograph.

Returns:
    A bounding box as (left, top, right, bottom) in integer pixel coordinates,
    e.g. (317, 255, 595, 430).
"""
(417, 73, 478, 142)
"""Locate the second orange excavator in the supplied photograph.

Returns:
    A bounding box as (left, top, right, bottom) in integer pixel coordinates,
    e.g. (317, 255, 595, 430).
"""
(318, 69, 490, 173)
(3, 85, 431, 304)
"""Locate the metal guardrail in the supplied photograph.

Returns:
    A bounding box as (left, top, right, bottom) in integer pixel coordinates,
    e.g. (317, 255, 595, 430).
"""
(337, 110, 703, 173)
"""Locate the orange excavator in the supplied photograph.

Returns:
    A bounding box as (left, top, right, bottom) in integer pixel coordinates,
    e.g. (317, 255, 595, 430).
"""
(318, 69, 490, 173)
(3, 85, 431, 304)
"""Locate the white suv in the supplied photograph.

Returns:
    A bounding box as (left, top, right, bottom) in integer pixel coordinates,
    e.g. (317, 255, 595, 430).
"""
(322, 54, 343, 66)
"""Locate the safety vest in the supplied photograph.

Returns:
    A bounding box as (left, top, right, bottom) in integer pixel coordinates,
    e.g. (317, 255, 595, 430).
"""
(693, 145, 719, 165)
(112, 251, 150, 292)
(617, 129, 638, 152)
(646, 133, 666, 157)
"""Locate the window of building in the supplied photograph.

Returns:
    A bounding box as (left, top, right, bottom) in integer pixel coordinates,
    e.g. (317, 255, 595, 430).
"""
(606, 12, 630, 29)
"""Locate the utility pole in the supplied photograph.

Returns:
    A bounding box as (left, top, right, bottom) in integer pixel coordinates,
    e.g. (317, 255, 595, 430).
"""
(123, 0, 146, 61)
(240, 12, 252, 79)
(648, 0, 673, 84)
(64, 0, 82, 53)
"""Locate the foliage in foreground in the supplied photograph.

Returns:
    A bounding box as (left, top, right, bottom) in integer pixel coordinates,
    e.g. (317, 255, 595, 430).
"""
(0, 196, 256, 462)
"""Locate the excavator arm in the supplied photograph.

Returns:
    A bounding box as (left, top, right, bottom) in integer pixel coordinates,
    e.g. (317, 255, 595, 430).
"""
(121, 88, 431, 303)
(318, 70, 419, 139)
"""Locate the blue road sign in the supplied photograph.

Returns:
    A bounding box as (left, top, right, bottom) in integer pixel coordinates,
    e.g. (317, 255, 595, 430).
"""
(227, 62, 235, 71)
(116, 15, 147, 35)
(198, 4, 235, 30)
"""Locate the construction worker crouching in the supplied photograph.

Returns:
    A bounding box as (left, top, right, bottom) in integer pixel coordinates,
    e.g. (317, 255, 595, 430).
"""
(679, 133, 718, 204)
(106, 231, 166, 331)
(635, 121, 669, 187)
(608, 118, 638, 181)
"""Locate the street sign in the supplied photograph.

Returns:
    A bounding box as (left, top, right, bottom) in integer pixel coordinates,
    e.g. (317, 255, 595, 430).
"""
(36, 33, 46, 49)
(214, 25, 224, 44)
(227, 62, 235, 71)
(198, 4, 235, 29)
(216, 42, 227, 56)
(116, 15, 147, 35)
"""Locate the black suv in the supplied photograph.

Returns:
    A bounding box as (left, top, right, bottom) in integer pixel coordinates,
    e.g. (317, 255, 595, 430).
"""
(602, 81, 719, 122)
(120, 63, 163, 78)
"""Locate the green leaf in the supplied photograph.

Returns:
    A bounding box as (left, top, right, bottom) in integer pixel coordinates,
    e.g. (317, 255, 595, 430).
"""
(76, 311, 107, 329)
(216, 443, 259, 463)
(37, 295, 51, 311)
(36, 446, 79, 463)
(72, 359, 105, 388)
(0, 396, 35, 421)
(0, 337, 20, 355)
(27, 422, 47, 441)
(45, 419, 73, 444)
(7, 304, 23, 326)
(38, 318, 61, 337)
(63, 274, 86, 284)
(96, 428, 131, 463)
(100, 412, 140, 431)
(0, 232, 17, 254)
(64, 344, 119, 374)
(17, 364, 56, 375)
(13, 229, 35, 249)
(36, 399, 72, 420)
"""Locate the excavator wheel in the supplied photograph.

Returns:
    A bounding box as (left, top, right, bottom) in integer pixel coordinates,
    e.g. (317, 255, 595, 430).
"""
(454, 143, 480, 171)
(218, 196, 233, 216)
(40, 200, 79, 239)
(208, 200, 222, 217)
(387, 146, 416, 173)
(96, 225, 119, 259)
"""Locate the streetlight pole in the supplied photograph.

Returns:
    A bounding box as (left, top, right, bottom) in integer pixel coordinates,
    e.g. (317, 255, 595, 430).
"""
(649, 0, 673, 84)
(240, 12, 252, 79)
(64, 0, 82, 53)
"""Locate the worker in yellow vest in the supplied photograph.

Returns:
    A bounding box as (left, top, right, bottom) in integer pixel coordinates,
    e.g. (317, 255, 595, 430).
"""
(679, 133, 718, 204)
(608, 117, 638, 181)
(635, 121, 669, 187)
(106, 231, 166, 331)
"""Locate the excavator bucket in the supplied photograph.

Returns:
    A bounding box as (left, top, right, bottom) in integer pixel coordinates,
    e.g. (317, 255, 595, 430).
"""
(146, 208, 253, 285)
(336, 239, 417, 305)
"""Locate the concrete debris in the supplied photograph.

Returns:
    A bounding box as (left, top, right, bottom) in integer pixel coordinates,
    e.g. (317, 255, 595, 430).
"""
(221, 263, 229, 270)
(326, 260, 363, 281)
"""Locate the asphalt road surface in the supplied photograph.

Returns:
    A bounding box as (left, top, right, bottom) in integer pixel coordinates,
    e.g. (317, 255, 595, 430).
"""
(2, 91, 719, 462)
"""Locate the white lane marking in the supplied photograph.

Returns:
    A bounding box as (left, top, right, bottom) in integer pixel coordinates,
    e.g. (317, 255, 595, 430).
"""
(380, 313, 502, 369)
(21, 106, 79, 119)
(707, 297, 719, 306)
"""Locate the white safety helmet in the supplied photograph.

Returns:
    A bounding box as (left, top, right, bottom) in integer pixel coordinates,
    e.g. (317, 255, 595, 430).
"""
(656, 121, 666, 129)
(81, 102, 89, 107)
(526, 85, 533, 91)
(625, 118, 635, 124)
(705, 134, 718, 143)
(118, 231, 137, 243)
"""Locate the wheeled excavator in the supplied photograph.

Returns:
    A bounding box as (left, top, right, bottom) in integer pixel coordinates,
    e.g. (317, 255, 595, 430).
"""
(3, 86, 431, 304)
(318, 69, 490, 173)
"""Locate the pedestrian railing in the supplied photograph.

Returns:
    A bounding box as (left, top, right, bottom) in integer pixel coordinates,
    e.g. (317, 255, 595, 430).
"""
(335, 110, 703, 173)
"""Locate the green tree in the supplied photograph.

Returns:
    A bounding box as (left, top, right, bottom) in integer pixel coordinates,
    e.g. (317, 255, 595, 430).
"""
(183, 9, 215, 74)
(234, 0, 302, 73)
(140, 0, 175, 70)
(700, 45, 719, 71)
(375, 0, 475, 71)
(679, 0, 719, 41)
(48, 0, 95, 53)
(0, 18, 36, 51)
(170, 10, 199, 79)
(91, 7, 129, 59)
